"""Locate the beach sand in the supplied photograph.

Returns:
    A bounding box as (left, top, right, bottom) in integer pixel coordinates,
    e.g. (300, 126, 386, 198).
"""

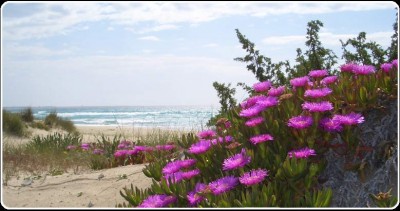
(2, 125, 193, 208)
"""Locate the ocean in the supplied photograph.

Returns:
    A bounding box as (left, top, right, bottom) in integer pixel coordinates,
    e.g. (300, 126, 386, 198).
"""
(4, 106, 217, 130)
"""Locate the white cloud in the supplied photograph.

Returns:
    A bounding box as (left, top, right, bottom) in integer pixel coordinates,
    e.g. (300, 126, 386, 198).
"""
(2, 2, 395, 40)
(262, 31, 393, 47)
(136, 24, 179, 34)
(3, 42, 75, 59)
(203, 43, 218, 48)
(138, 36, 160, 41)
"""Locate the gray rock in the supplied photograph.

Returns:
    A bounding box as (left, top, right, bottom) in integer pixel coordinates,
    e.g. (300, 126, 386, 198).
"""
(21, 178, 33, 187)
(321, 100, 398, 207)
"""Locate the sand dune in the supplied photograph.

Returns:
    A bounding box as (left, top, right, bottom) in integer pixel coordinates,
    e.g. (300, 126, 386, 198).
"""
(1, 125, 189, 208)
(2, 164, 152, 208)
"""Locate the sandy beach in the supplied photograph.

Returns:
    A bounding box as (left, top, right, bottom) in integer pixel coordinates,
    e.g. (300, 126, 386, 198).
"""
(2, 125, 192, 208)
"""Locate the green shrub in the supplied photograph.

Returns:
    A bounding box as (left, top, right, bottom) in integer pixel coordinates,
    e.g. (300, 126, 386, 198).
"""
(20, 107, 34, 122)
(44, 111, 77, 133)
(44, 112, 58, 127)
(2, 110, 25, 136)
(31, 121, 50, 131)
(27, 132, 82, 153)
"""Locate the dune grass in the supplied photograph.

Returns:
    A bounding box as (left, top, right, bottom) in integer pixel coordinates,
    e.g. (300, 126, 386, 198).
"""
(2, 127, 191, 185)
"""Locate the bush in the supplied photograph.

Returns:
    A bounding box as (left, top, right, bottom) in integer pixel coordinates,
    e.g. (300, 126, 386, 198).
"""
(31, 121, 50, 131)
(44, 112, 77, 133)
(27, 132, 82, 153)
(20, 107, 34, 122)
(2, 110, 25, 136)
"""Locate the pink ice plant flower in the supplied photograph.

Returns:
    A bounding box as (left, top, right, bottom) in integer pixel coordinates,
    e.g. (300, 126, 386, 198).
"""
(187, 183, 208, 206)
(222, 148, 251, 171)
(332, 112, 364, 126)
(188, 140, 212, 154)
(138, 194, 177, 208)
(288, 115, 313, 129)
(239, 169, 269, 186)
(249, 133, 274, 145)
(156, 144, 175, 151)
(321, 76, 338, 85)
(381, 63, 394, 73)
(114, 150, 128, 158)
(179, 159, 197, 169)
(81, 143, 90, 150)
(211, 136, 234, 145)
(245, 116, 265, 127)
(208, 176, 239, 195)
(93, 149, 104, 155)
(302, 101, 333, 112)
(304, 87, 332, 98)
(240, 95, 269, 109)
(288, 147, 316, 159)
(181, 169, 201, 180)
(255, 96, 279, 109)
(162, 160, 183, 175)
(319, 117, 343, 133)
(239, 105, 265, 118)
(66, 145, 77, 150)
(340, 63, 357, 73)
(164, 172, 184, 185)
(392, 59, 398, 68)
(353, 65, 375, 75)
(309, 69, 328, 78)
(126, 149, 138, 156)
(290, 76, 310, 87)
(197, 130, 216, 139)
(268, 86, 285, 97)
(253, 80, 272, 92)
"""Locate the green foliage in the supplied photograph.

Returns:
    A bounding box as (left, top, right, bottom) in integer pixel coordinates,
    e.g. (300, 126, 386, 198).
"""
(2, 110, 26, 137)
(27, 132, 82, 153)
(20, 107, 34, 122)
(340, 32, 386, 65)
(234, 29, 289, 85)
(119, 17, 398, 208)
(212, 82, 237, 113)
(369, 189, 398, 208)
(293, 20, 338, 78)
(44, 111, 77, 133)
(388, 11, 398, 61)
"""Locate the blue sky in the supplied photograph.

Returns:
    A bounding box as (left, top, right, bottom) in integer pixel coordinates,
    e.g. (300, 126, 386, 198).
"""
(1, 2, 398, 107)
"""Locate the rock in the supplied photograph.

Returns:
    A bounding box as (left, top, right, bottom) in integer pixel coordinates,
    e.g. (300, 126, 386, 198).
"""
(321, 99, 398, 207)
(21, 178, 33, 187)
(98, 173, 105, 180)
(87, 201, 94, 207)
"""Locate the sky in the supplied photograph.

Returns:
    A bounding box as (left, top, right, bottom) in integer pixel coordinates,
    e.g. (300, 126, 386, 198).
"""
(1, 1, 398, 107)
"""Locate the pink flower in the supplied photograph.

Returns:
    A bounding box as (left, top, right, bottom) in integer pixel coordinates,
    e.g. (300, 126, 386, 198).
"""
(288, 115, 313, 129)
(253, 81, 272, 92)
(239, 169, 268, 186)
(309, 69, 328, 78)
(209, 176, 239, 195)
(332, 112, 364, 126)
(304, 87, 332, 98)
(302, 101, 333, 112)
(197, 130, 216, 139)
(381, 63, 394, 73)
(268, 86, 285, 97)
(290, 76, 310, 87)
(249, 134, 274, 145)
(321, 76, 338, 85)
(340, 63, 357, 73)
(188, 140, 212, 154)
(222, 148, 251, 171)
(245, 116, 264, 127)
(353, 65, 375, 75)
(288, 147, 316, 159)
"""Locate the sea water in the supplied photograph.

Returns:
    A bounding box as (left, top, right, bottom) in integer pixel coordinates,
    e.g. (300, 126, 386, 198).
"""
(4, 105, 217, 130)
